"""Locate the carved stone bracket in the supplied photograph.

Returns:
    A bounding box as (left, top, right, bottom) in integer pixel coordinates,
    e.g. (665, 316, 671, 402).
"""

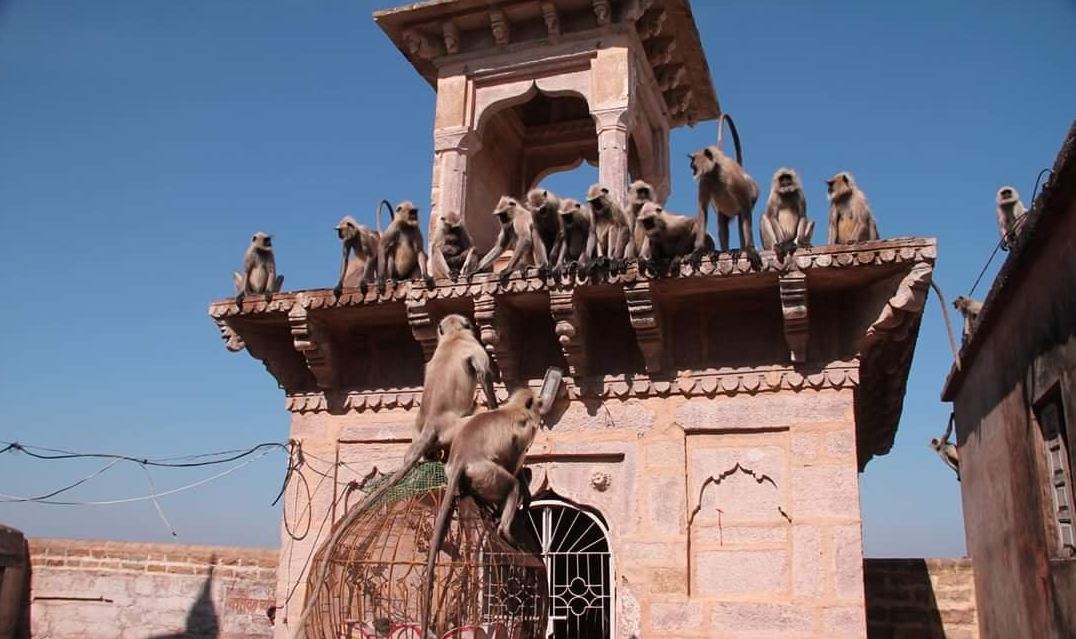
(592, 0, 611, 26)
(288, 304, 336, 390)
(637, 6, 667, 39)
(405, 291, 439, 361)
(549, 288, 588, 376)
(214, 317, 245, 353)
(778, 271, 809, 363)
(540, 3, 559, 39)
(862, 262, 932, 350)
(490, 10, 510, 46)
(474, 293, 520, 383)
(441, 21, 460, 55)
(624, 280, 663, 373)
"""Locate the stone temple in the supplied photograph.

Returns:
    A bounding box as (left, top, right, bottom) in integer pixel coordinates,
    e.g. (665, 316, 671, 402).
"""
(209, 1, 935, 637)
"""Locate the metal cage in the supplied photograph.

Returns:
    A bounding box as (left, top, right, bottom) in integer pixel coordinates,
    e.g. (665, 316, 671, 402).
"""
(302, 466, 548, 639)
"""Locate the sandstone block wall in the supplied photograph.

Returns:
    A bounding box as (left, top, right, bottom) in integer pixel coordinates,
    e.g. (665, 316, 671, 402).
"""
(27, 538, 276, 639)
(864, 559, 979, 639)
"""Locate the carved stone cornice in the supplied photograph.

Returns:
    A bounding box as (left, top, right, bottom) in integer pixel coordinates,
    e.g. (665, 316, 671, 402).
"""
(288, 304, 336, 390)
(624, 280, 663, 373)
(855, 261, 933, 469)
(282, 362, 862, 414)
(208, 241, 938, 320)
(549, 288, 588, 376)
(778, 271, 809, 363)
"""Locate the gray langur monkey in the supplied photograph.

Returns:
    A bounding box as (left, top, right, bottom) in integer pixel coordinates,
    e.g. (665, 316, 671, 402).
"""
(333, 216, 380, 297)
(628, 180, 655, 259)
(377, 201, 432, 291)
(290, 314, 496, 639)
(826, 172, 879, 244)
(526, 188, 564, 270)
(233, 232, 284, 306)
(467, 196, 548, 282)
(421, 387, 543, 639)
(690, 146, 760, 267)
(586, 183, 634, 267)
(428, 210, 478, 281)
(996, 186, 1027, 251)
(636, 201, 712, 275)
(952, 295, 983, 342)
(556, 198, 596, 274)
(929, 413, 960, 481)
(761, 167, 814, 261)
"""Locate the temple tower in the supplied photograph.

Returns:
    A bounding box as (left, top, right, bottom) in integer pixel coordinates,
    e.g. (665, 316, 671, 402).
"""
(209, 2, 936, 637)
(375, 0, 718, 246)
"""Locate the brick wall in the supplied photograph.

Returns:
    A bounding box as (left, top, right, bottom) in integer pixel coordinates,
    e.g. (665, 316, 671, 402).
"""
(864, 559, 979, 639)
(27, 538, 277, 639)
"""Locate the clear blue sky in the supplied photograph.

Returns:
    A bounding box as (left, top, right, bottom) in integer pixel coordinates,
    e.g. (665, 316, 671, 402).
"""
(0, 0, 1073, 556)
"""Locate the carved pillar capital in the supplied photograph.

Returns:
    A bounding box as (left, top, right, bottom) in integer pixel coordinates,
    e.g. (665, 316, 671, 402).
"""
(433, 128, 482, 154)
(592, 107, 631, 135)
(624, 280, 664, 373)
(778, 271, 809, 363)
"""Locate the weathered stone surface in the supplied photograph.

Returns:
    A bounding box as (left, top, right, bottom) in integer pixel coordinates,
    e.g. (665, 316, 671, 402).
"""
(793, 525, 825, 597)
(833, 525, 866, 600)
(650, 600, 705, 632)
(689, 445, 788, 526)
(791, 464, 860, 519)
(676, 391, 851, 430)
(551, 398, 656, 433)
(710, 602, 814, 634)
(28, 538, 276, 639)
(694, 549, 788, 596)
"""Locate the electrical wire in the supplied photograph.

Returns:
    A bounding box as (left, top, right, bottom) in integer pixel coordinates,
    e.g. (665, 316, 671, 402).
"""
(0, 440, 287, 468)
(0, 448, 276, 505)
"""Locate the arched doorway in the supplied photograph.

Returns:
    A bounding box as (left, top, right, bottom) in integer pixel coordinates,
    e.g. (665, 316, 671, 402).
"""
(526, 498, 614, 639)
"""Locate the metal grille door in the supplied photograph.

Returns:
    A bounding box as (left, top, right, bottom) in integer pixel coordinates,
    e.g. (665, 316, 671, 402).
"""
(526, 500, 613, 639)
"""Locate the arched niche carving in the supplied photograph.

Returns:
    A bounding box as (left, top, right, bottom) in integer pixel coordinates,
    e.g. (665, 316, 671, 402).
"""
(473, 70, 593, 134)
(465, 85, 597, 249)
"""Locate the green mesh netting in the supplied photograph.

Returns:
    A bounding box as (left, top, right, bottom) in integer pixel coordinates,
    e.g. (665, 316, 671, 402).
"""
(358, 461, 447, 505)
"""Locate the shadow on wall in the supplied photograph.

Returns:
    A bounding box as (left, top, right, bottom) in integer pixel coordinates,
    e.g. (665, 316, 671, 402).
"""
(147, 566, 219, 639)
(865, 559, 949, 639)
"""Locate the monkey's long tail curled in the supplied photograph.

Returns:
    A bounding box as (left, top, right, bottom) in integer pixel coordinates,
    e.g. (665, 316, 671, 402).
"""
(929, 280, 962, 372)
(716, 112, 744, 166)
(376, 199, 393, 233)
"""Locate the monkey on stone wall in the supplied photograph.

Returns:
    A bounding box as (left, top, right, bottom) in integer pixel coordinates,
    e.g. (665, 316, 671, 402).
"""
(690, 113, 760, 268)
(468, 196, 548, 282)
(636, 201, 712, 275)
(627, 179, 656, 259)
(586, 184, 633, 269)
(995, 186, 1027, 251)
(377, 201, 432, 291)
(555, 198, 595, 274)
(526, 188, 564, 266)
(826, 172, 879, 244)
(952, 295, 983, 343)
(428, 211, 478, 281)
(233, 232, 284, 306)
(333, 216, 379, 297)
(761, 167, 814, 261)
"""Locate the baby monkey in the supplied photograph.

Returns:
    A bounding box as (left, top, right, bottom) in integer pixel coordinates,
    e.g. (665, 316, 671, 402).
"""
(233, 232, 284, 306)
(761, 167, 814, 261)
(428, 211, 478, 281)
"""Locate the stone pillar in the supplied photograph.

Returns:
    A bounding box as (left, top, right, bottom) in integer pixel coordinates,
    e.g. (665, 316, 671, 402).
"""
(430, 128, 480, 240)
(593, 107, 631, 205)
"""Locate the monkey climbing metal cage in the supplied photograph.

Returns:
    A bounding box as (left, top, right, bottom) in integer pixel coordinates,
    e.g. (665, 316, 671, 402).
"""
(303, 462, 548, 639)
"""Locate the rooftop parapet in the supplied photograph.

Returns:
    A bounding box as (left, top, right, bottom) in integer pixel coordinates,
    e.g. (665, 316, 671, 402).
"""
(210, 238, 936, 470)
